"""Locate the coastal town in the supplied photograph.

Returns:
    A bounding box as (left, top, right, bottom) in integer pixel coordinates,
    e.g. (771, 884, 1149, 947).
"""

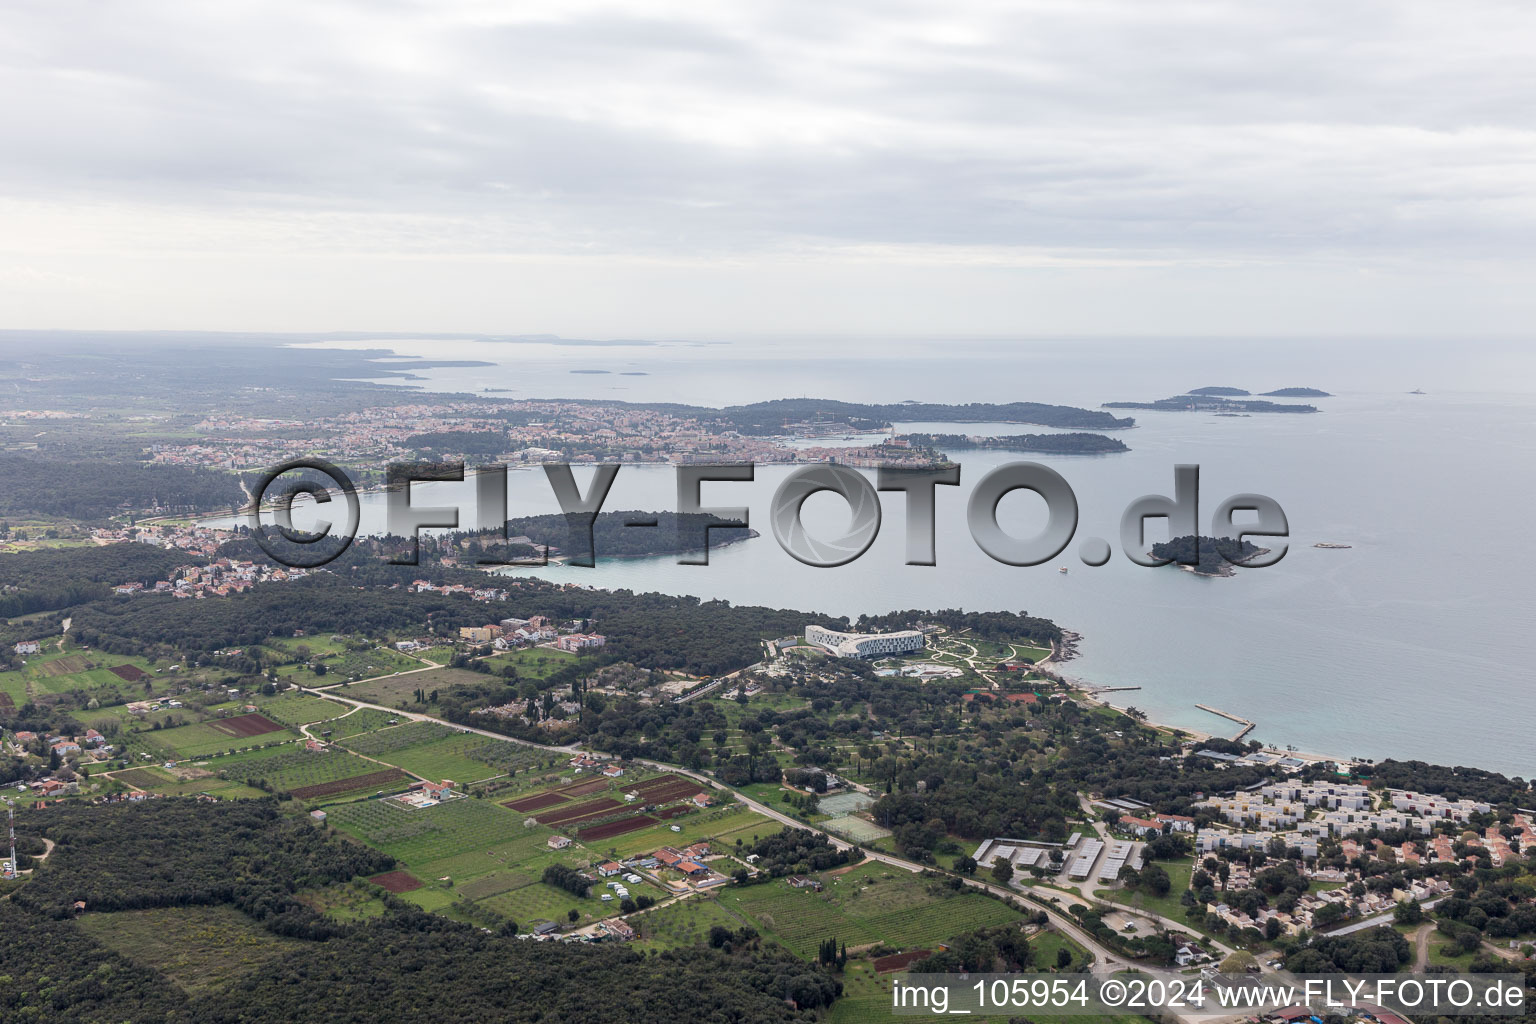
(6, 586, 1534, 1021)
(147, 399, 952, 474)
(0, 353, 1530, 1023)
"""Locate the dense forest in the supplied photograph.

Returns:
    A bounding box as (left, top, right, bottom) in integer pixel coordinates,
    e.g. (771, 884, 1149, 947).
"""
(12, 800, 391, 929)
(0, 543, 197, 620)
(1, 798, 839, 1023)
(1357, 759, 1532, 804)
(69, 568, 830, 677)
(0, 453, 245, 519)
(894, 431, 1129, 454)
(854, 608, 1062, 646)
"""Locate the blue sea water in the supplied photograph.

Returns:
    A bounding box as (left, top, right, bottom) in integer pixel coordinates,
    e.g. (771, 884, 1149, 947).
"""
(271, 336, 1536, 776)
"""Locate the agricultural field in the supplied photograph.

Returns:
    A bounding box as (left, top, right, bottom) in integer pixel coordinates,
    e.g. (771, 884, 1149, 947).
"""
(456, 739, 549, 775)
(76, 906, 308, 996)
(341, 666, 492, 708)
(460, 855, 669, 931)
(720, 862, 1025, 960)
(570, 802, 772, 861)
(722, 880, 885, 956)
(112, 766, 174, 788)
(0, 646, 164, 702)
(481, 645, 582, 680)
(634, 895, 754, 950)
(342, 720, 454, 755)
(273, 645, 421, 688)
(409, 827, 566, 884)
(345, 726, 516, 784)
(312, 706, 402, 740)
(140, 714, 296, 759)
(254, 692, 350, 727)
(476, 881, 596, 928)
(264, 634, 355, 658)
(326, 795, 529, 868)
(211, 744, 405, 799)
(104, 763, 267, 799)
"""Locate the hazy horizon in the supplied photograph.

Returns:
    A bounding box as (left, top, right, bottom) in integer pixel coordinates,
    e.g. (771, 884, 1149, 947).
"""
(2, 1, 1534, 337)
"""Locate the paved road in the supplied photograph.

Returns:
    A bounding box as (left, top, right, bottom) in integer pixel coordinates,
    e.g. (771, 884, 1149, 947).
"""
(288, 688, 1247, 1016)
(626, 757, 1162, 977)
(296, 685, 584, 754)
(1328, 897, 1443, 936)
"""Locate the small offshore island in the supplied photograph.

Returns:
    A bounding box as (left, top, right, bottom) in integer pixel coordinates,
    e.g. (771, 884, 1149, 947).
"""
(1188, 386, 1333, 398)
(1150, 534, 1266, 576)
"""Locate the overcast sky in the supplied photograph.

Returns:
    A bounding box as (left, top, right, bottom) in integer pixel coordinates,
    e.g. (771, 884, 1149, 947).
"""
(1, 0, 1533, 338)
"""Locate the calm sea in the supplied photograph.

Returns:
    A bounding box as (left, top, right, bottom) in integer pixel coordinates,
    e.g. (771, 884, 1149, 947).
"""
(264, 336, 1536, 776)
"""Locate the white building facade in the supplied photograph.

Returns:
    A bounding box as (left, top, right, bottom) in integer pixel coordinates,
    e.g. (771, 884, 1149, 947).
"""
(805, 624, 924, 658)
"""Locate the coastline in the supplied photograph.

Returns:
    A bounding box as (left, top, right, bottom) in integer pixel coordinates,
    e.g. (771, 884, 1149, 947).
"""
(1045, 633, 1359, 771)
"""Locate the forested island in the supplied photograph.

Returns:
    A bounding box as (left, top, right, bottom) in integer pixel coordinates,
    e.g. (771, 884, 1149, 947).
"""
(1186, 386, 1331, 398)
(1149, 534, 1265, 576)
(614, 397, 1136, 433)
(494, 510, 757, 561)
(893, 431, 1129, 454)
(1104, 395, 1318, 414)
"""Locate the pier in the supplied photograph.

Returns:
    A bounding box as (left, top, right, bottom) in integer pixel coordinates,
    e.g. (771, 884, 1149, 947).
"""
(1195, 703, 1255, 742)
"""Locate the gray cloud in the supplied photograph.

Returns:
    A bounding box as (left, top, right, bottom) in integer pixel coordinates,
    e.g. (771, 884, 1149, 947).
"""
(0, 0, 1532, 333)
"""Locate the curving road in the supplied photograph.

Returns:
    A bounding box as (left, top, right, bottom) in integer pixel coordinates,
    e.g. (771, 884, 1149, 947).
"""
(294, 683, 1242, 1010)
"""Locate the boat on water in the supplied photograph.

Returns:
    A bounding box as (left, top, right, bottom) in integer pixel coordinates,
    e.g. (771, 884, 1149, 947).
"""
(1314, 542, 1352, 549)
(1058, 567, 1069, 574)
(1409, 388, 1427, 394)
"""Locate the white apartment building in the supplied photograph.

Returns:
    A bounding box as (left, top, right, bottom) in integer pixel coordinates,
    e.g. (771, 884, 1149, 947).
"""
(804, 624, 924, 659)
